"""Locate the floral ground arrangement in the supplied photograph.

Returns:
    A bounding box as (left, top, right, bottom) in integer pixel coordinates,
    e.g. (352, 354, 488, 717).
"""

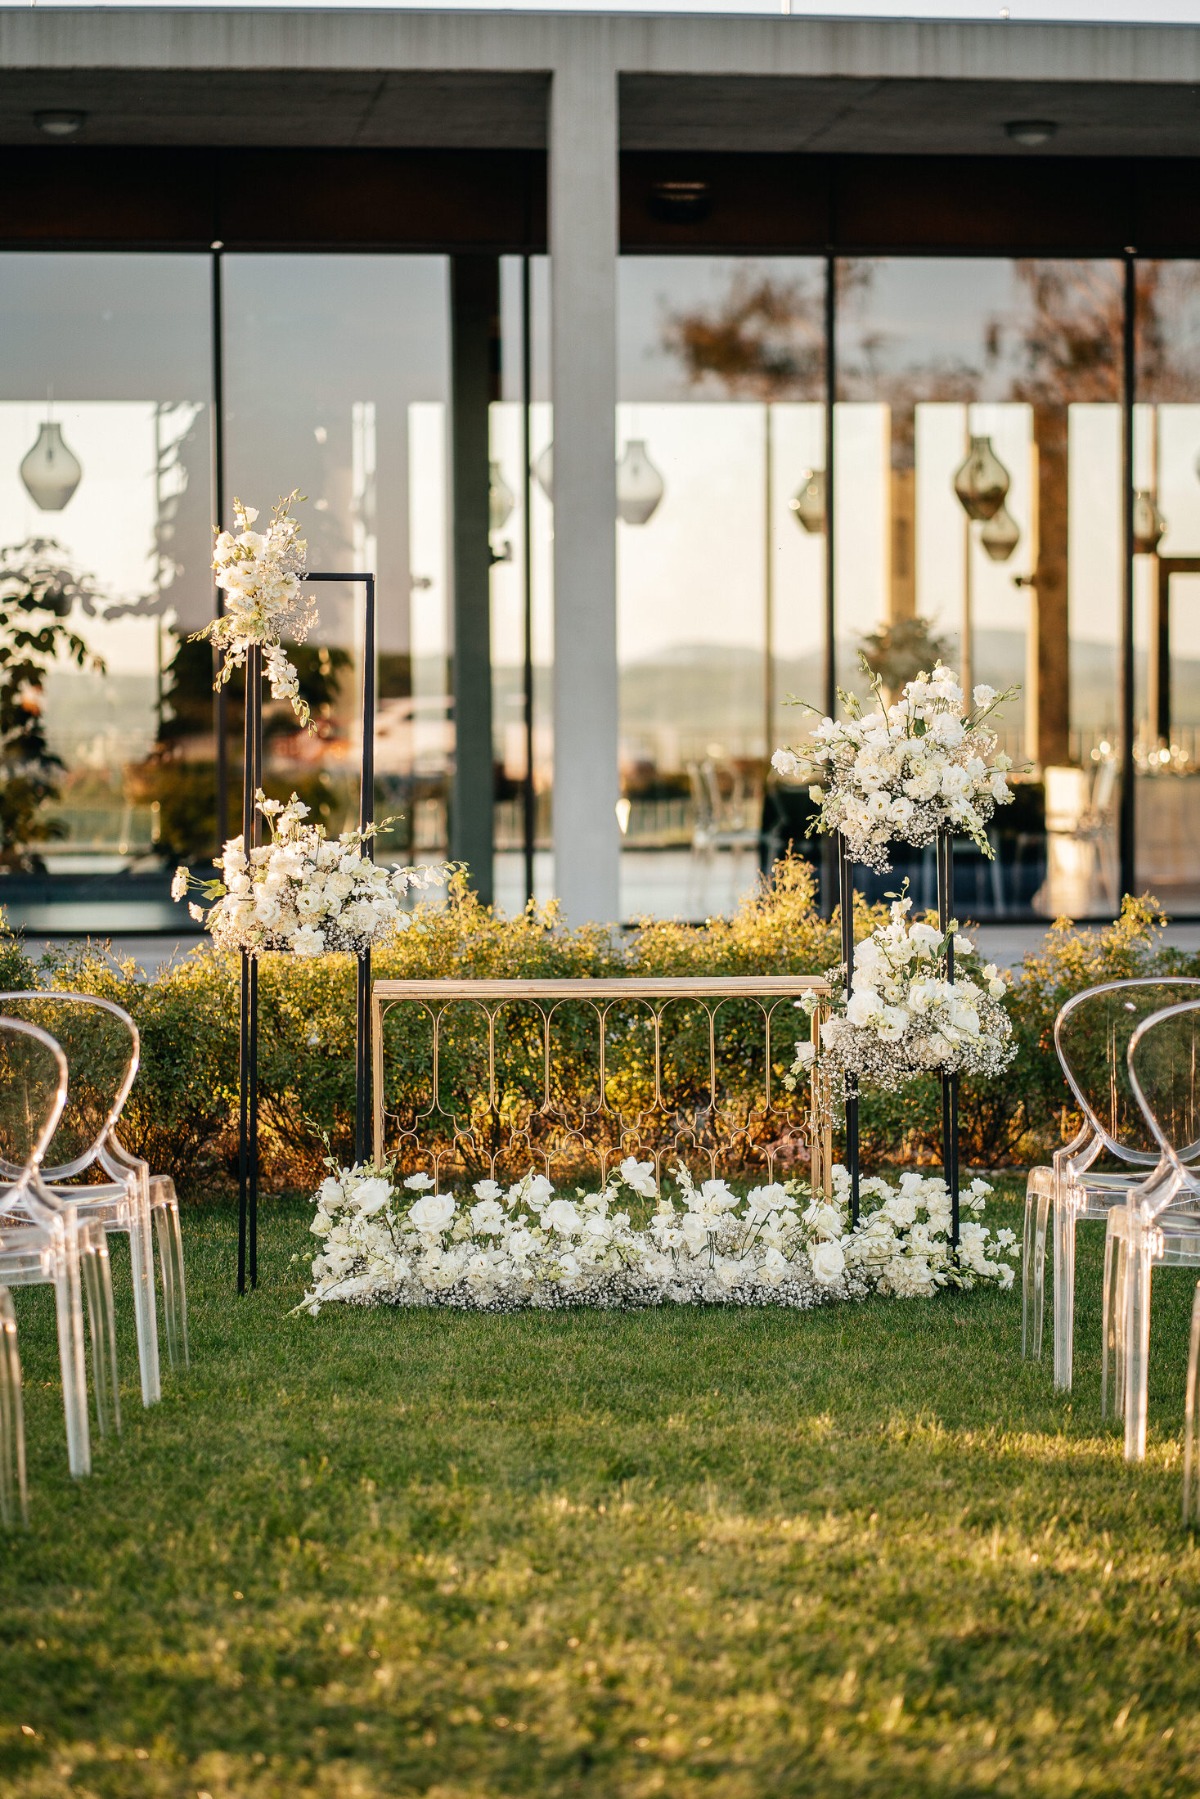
(5, 1196, 1200, 1799)
(301, 1158, 1018, 1315)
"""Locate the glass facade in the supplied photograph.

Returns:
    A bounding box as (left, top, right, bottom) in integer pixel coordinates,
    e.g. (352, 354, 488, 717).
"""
(0, 239, 1196, 924)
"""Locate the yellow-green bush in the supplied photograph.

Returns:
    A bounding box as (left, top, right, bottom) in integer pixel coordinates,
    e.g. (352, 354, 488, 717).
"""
(7, 869, 1190, 1195)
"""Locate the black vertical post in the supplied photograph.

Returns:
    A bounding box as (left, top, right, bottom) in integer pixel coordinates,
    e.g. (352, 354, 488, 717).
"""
(837, 832, 859, 1224)
(238, 641, 261, 1295)
(1119, 254, 1137, 902)
(936, 827, 960, 1246)
(357, 573, 376, 1166)
(211, 247, 229, 850)
(521, 254, 536, 908)
(821, 255, 838, 918)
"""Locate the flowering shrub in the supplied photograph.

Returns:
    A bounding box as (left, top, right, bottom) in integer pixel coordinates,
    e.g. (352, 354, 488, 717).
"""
(794, 894, 1016, 1092)
(298, 1155, 1017, 1315)
(194, 493, 315, 726)
(172, 790, 443, 957)
(772, 661, 1015, 871)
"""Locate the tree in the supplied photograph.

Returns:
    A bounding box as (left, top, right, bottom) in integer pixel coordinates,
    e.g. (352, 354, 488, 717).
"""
(0, 539, 104, 866)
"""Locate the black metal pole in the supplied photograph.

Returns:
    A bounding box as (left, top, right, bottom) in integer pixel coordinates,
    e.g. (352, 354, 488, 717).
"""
(1119, 253, 1137, 902)
(837, 832, 859, 1224)
(238, 641, 261, 1295)
(211, 247, 229, 852)
(821, 254, 838, 919)
(936, 827, 960, 1246)
(521, 254, 536, 909)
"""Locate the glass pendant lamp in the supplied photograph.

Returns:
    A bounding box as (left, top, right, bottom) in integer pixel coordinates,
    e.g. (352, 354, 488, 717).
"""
(1132, 489, 1166, 555)
(979, 502, 1020, 562)
(789, 467, 826, 534)
(953, 436, 1010, 522)
(616, 440, 665, 526)
(489, 461, 515, 535)
(20, 420, 82, 512)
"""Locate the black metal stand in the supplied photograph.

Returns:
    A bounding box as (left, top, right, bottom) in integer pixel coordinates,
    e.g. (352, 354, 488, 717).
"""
(935, 827, 961, 1247)
(837, 832, 860, 1226)
(236, 572, 376, 1294)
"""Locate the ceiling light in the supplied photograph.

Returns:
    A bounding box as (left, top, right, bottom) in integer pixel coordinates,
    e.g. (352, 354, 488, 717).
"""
(648, 179, 712, 225)
(1005, 120, 1057, 147)
(34, 111, 86, 138)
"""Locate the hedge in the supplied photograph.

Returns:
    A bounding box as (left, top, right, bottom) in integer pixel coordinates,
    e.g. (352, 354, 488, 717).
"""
(5, 864, 1189, 1196)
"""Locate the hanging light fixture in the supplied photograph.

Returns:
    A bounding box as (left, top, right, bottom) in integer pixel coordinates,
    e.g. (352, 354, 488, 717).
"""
(979, 502, 1020, 563)
(533, 442, 554, 501)
(1133, 489, 1166, 555)
(616, 439, 665, 526)
(789, 467, 826, 534)
(952, 436, 1010, 522)
(489, 460, 515, 535)
(20, 417, 82, 512)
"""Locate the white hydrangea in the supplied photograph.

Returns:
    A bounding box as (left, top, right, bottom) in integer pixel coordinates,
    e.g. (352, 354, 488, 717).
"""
(297, 1158, 1017, 1315)
(772, 660, 1016, 871)
(790, 893, 1016, 1092)
(174, 789, 443, 958)
(194, 493, 317, 727)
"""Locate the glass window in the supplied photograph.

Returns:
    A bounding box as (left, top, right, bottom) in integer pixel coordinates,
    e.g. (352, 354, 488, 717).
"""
(223, 254, 452, 864)
(0, 252, 213, 926)
(836, 256, 1123, 917)
(1134, 261, 1200, 909)
(617, 255, 826, 919)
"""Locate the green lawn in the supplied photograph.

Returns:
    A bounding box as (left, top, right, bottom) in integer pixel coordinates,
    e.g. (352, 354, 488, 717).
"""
(3, 1190, 1200, 1799)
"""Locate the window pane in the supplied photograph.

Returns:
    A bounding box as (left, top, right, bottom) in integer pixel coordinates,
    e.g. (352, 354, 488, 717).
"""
(0, 252, 213, 929)
(617, 255, 826, 919)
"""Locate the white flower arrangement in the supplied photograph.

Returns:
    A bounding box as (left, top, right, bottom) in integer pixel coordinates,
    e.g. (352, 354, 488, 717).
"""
(791, 894, 1016, 1092)
(172, 790, 443, 957)
(193, 493, 315, 727)
(296, 1153, 1017, 1315)
(772, 661, 1016, 872)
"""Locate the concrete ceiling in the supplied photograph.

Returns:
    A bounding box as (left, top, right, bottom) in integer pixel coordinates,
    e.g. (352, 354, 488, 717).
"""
(0, 66, 1196, 157)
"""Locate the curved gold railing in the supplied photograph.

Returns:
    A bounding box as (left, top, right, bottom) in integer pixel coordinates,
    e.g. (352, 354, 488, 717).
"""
(372, 975, 832, 1194)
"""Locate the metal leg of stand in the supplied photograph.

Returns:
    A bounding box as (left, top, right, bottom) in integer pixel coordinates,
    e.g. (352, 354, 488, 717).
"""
(936, 828, 960, 1246)
(838, 833, 859, 1224)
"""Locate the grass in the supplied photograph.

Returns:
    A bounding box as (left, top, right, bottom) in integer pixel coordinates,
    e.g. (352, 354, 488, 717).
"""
(3, 1187, 1200, 1798)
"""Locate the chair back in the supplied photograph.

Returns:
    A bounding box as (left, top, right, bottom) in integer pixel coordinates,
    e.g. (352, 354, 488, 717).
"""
(0, 1016, 69, 1181)
(1127, 998, 1200, 1187)
(1054, 978, 1200, 1165)
(0, 993, 138, 1180)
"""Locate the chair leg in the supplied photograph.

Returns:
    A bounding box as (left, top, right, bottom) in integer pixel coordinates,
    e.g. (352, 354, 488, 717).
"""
(0, 1290, 27, 1527)
(1184, 1283, 1200, 1526)
(53, 1246, 90, 1479)
(129, 1207, 162, 1407)
(1102, 1214, 1122, 1421)
(1023, 1170, 1052, 1360)
(1052, 1190, 1078, 1390)
(153, 1196, 189, 1372)
(1123, 1226, 1154, 1464)
(80, 1226, 121, 1440)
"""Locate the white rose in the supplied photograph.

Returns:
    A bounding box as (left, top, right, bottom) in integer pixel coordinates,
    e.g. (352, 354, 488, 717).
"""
(354, 1176, 393, 1218)
(618, 1157, 657, 1198)
(409, 1192, 456, 1234)
(846, 988, 883, 1026)
(972, 684, 997, 707)
(473, 1178, 503, 1202)
(404, 1173, 435, 1191)
(470, 1198, 506, 1235)
(289, 924, 326, 956)
(811, 1240, 846, 1284)
(792, 1039, 815, 1068)
(543, 1198, 582, 1236)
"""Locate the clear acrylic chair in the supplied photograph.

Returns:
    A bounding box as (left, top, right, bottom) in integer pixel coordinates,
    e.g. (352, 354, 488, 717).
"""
(1101, 998, 1200, 1462)
(0, 1286, 27, 1525)
(1184, 1282, 1200, 1524)
(0, 1015, 121, 1479)
(0, 992, 188, 1407)
(1022, 977, 1200, 1390)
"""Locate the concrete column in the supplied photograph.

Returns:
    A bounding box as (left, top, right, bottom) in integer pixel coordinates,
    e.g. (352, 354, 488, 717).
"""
(450, 254, 499, 904)
(549, 49, 620, 924)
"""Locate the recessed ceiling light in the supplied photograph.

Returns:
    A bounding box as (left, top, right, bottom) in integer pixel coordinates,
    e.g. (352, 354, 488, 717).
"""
(1005, 120, 1057, 147)
(35, 111, 86, 138)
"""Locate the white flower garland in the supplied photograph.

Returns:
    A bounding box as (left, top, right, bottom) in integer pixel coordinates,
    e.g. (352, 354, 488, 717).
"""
(172, 790, 442, 957)
(297, 1156, 1017, 1315)
(790, 895, 1016, 1092)
(193, 493, 315, 727)
(772, 661, 1016, 872)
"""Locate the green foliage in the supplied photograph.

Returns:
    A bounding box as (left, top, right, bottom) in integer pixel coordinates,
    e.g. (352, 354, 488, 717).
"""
(3, 867, 1196, 1195)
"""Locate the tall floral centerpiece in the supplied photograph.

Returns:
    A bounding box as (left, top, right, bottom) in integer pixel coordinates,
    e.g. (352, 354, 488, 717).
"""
(773, 661, 1018, 1235)
(193, 492, 315, 726)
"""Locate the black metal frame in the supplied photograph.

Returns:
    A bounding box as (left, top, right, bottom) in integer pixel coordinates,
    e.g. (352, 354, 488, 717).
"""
(236, 570, 377, 1295)
(837, 824, 960, 1245)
